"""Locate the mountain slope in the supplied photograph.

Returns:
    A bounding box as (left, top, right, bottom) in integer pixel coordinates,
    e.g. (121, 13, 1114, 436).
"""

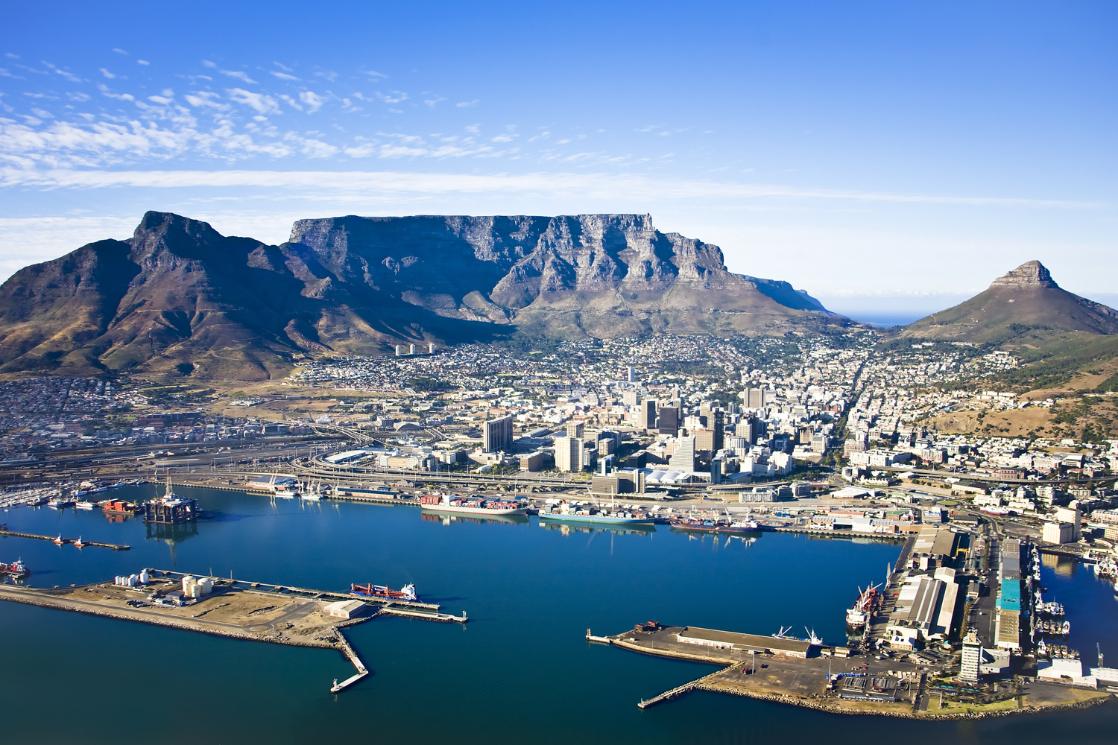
(902, 260, 1118, 344)
(0, 211, 844, 380)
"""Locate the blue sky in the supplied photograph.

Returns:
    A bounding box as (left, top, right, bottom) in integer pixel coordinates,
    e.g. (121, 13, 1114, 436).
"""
(1, 1, 1115, 316)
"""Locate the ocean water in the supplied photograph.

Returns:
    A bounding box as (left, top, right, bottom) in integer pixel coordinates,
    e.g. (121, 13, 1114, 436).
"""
(0, 485, 1115, 744)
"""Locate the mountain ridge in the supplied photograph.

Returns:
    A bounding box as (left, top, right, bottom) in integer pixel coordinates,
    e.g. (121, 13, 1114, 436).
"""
(0, 211, 844, 380)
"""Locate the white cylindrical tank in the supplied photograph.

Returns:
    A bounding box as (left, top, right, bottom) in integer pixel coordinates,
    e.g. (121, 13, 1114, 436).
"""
(139, 569, 150, 585)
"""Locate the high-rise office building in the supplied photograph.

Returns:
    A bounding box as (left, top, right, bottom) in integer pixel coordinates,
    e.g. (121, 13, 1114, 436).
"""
(641, 399, 657, 430)
(960, 630, 982, 683)
(656, 406, 680, 436)
(745, 387, 767, 409)
(483, 415, 514, 453)
(669, 435, 696, 471)
(554, 435, 583, 472)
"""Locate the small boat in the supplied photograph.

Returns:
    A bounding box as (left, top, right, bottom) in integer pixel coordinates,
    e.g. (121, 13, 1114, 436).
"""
(52, 535, 64, 546)
(74, 500, 96, 511)
(73, 536, 86, 549)
(0, 558, 28, 579)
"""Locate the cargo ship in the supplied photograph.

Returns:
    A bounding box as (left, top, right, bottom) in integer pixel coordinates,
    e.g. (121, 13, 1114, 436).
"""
(669, 515, 760, 535)
(539, 503, 653, 526)
(418, 493, 526, 516)
(845, 583, 882, 629)
(0, 559, 28, 579)
(350, 582, 417, 601)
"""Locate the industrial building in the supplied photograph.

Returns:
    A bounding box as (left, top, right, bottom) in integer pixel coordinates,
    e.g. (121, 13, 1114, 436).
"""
(886, 567, 961, 650)
(994, 539, 1023, 651)
(675, 626, 817, 658)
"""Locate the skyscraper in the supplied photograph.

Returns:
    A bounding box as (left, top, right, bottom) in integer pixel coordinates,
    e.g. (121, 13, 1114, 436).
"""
(669, 435, 696, 471)
(656, 406, 680, 436)
(554, 435, 583, 472)
(483, 415, 514, 453)
(960, 630, 982, 683)
(641, 399, 657, 430)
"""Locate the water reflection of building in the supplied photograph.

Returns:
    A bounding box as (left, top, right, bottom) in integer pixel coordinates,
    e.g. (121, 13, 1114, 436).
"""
(1039, 552, 1075, 577)
(145, 521, 199, 544)
(146, 520, 199, 567)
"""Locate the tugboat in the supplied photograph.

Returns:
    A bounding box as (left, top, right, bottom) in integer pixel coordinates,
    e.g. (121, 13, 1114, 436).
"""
(73, 536, 86, 549)
(52, 534, 65, 546)
(350, 582, 418, 601)
(0, 558, 28, 579)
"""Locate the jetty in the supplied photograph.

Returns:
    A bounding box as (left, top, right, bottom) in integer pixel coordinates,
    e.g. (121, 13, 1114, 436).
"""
(147, 568, 465, 621)
(0, 528, 130, 551)
(0, 568, 469, 695)
(590, 620, 1110, 718)
(638, 666, 740, 709)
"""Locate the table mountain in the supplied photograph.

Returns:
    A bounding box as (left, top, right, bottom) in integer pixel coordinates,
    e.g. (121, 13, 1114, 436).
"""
(0, 211, 844, 379)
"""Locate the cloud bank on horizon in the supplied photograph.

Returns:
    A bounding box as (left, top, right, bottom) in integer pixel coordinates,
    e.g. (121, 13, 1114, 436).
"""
(0, 1, 1114, 311)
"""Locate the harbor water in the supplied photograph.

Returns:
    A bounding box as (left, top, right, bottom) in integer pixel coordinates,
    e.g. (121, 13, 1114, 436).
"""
(1, 485, 1116, 744)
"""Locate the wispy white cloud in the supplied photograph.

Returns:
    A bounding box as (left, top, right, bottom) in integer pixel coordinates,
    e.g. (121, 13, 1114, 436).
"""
(375, 90, 408, 105)
(271, 70, 299, 81)
(183, 91, 227, 110)
(226, 87, 279, 115)
(43, 61, 83, 83)
(220, 69, 256, 84)
(298, 90, 324, 113)
(98, 67, 116, 80)
(0, 167, 1104, 211)
(455, 99, 479, 109)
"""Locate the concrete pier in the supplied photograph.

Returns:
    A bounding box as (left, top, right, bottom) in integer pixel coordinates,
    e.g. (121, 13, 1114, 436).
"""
(0, 528, 130, 551)
(0, 568, 471, 695)
(331, 635, 370, 693)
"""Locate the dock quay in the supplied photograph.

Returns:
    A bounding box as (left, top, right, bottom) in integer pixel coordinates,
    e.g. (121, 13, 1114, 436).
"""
(0, 568, 469, 694)
(591, 620, 1109, 718)
(146, 568, 464, 620)
(0, 528, 130, 551)
(769, 525, 907, 543)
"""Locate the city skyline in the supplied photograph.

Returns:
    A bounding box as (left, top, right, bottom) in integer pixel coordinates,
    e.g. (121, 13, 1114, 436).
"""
(1, 1, 1115, 315)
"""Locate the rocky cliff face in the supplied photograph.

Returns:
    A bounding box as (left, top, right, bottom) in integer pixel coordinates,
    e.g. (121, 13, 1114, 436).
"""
(0, 212, 841, 379)
(286, 213, 834, 337)
(989, 260, 1058, 289)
